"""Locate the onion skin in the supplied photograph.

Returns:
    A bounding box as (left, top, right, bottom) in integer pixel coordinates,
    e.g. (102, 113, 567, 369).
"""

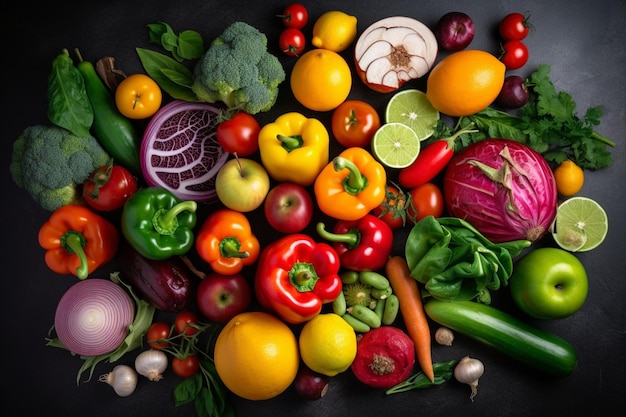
(443, 139, 557, 243)
(118, 244, 196, 312)
(54, 279, 135, 356)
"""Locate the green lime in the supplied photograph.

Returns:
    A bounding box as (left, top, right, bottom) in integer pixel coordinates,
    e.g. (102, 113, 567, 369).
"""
(371, 122, 421, 169)
(552, 196, 608, 252)
(385, 89, 440, 141)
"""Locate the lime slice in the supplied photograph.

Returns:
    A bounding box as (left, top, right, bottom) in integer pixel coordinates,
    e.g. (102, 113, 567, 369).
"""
(552, 196, 608, 252)
(385, 89, 440, 141)
(371, 122, 421, 169)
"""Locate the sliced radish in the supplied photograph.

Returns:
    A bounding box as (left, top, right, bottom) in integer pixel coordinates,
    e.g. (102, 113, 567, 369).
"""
(354, 16, 438, 93)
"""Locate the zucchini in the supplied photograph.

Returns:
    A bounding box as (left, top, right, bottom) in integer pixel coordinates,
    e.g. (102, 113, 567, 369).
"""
(424, 299, 578, 377)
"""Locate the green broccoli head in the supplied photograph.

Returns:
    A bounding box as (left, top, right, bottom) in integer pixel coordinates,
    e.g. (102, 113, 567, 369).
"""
(10, 125, 111, 211)
(191, 21, 286, 115)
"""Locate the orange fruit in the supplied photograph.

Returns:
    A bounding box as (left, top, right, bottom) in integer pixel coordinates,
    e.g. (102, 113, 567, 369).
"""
(290, 48, 352, 111)
(426, 50, 506, 117)
(214, 311, 299, 400)
(553, 159, 584, 196)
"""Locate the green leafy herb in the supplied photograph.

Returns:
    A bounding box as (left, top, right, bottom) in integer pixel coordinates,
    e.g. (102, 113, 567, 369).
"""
(147, 22, 204, 62)
(386, 359, 458, 395)
(136, 48, 197, 101)
(459, 64, 615, 170)
(47, 48, 93, 137)
(404, 216, 531, 304)
(174, 359, 234, 417)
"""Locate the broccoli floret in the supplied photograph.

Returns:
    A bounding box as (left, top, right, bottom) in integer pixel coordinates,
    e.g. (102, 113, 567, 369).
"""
(10, 125, 111, 211)
(191, 21, 286, 115)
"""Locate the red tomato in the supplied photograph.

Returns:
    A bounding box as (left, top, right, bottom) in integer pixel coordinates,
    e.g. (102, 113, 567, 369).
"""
(174, 311, 200, 336)
(279, 28, 306, 56)
(370, 184, 408, 229)
(279, 3, 308, 29)
(82, 163, 138, 211)
(172, 354, 200, 378)
(499, 12, 531, 41)
(146, 322, 171, 350)
(407, 183, 445, 224)
(500, 40, 529, 70)
(331, 100, 381, 147)
(216, 112, 261, 156)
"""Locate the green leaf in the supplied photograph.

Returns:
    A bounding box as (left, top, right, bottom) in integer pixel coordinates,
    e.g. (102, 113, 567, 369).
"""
(136, 48, 197, 101)
(178, 30, 205, 60)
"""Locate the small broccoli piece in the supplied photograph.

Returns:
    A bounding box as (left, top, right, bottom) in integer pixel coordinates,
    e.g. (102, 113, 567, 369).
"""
(191, 21, 286, 115)
(10, 125, 111, 211)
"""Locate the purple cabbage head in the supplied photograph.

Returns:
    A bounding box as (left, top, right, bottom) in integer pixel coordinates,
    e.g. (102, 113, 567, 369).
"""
(443, 138, 557, 243)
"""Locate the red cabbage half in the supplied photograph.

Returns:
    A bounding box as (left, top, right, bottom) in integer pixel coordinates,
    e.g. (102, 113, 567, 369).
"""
(443, 138, 557, 243)
(141, 100, 229, 202)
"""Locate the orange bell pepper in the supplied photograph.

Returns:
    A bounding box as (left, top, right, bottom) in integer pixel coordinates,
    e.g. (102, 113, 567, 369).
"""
(314, 147, 387, 221)
(195, 209, 260, 275)
(38, 204, 120, 279)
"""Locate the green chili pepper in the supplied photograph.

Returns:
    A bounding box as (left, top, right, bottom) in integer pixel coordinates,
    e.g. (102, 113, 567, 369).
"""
(121, 187, 197, 260)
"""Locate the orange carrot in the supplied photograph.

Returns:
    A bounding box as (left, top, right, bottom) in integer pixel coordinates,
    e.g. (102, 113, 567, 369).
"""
(385, 255, 435, 382)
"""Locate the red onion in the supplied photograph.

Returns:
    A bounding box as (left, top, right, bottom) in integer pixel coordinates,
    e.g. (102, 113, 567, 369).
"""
(443, 139, 557, 243)
(141, 100, 229, 202)
(54, 279, 135, 356)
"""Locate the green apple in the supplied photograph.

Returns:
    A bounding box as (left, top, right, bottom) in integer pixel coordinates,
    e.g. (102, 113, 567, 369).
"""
(215, 157, 270, 212)
(509, 247, 588, 320)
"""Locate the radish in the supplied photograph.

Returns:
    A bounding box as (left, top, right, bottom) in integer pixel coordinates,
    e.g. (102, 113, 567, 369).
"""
(354, 16, 438, 93)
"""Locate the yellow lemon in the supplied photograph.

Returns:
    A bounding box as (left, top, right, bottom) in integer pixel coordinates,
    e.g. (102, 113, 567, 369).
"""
(290, 48, 352, 111)
(214, 312, 299, 400)
(426, 49, 506, 117)
(311, 10, 358, 52)
(299, 313, 358, 377)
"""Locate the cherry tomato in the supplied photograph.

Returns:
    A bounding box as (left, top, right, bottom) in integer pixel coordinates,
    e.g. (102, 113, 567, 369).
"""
(371, 184, 408, 229)
(146, 322, 171, 350)
(500, 40, 529, 70)
(174, 311, 200, 336)
(172, 354, 200, 378)
(279, 28, 306, 56)
(407, 183, 445, 224)
(82, 163, 138, 211)
(115, 73, 162, 119)
(216, 111, 261, 156)
(331, 100, 381, 148)
(279, 3, 308, 29)
(499, 12, 531, 41)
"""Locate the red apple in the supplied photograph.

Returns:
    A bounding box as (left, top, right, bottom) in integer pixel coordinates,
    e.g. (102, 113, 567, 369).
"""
(264, 182, 314, 233)
(196, 272, 252, 323)
(434, 11, 475, 51)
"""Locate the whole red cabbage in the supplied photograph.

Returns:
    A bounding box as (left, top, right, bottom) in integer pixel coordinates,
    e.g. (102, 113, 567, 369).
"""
(141, 100, 229, 202)
(443, 138, 557, 243)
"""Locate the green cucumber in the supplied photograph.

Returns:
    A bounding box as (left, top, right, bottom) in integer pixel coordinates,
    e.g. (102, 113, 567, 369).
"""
(424, 299, 578, 377)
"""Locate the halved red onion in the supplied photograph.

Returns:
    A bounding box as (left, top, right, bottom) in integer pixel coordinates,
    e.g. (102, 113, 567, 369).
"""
(141, 100, 229, 202)
(54, 279, 135, 356)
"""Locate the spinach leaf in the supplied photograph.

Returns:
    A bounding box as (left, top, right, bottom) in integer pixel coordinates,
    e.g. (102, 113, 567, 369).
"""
(136, 48, 197, 101)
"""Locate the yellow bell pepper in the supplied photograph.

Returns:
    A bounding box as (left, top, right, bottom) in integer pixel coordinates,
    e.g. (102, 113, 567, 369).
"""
(314, 147, 387, 221)
(259, 112, 329, 186)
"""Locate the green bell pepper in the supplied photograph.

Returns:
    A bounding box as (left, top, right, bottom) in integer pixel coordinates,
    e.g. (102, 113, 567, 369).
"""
(121, 187, 197, 260)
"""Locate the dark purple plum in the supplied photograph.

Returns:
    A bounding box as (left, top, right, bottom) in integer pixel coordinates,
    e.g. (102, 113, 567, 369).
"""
(293, 366, 330, 400)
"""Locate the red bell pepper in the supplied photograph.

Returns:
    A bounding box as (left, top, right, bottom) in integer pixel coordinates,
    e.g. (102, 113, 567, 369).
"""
(254, 234, 342, 324)
(316, 214, 393, 271)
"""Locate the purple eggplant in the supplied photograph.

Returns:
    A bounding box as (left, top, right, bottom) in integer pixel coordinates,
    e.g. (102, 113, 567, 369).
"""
(118, 244, 196, 312)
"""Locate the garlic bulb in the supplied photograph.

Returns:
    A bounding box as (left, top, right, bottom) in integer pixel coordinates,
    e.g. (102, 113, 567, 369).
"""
(99, 364, 138, 397)
(135, 349, 168, 381)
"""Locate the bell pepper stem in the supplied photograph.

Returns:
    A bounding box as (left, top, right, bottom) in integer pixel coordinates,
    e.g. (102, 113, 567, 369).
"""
(316, 222, 359, 248)
(333, 156, 367, 194)
(277, 134, 303, 152)
(152, 201, 198, 235)
(61, 231, 89, 280)
(289, 262, 319, 292)
(220, 237, 250, 259)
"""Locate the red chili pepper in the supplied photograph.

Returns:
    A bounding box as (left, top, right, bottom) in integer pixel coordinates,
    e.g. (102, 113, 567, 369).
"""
(254, 234, 342, 324)
(316, 214, 393, 272)
(398, 124, 477, 189)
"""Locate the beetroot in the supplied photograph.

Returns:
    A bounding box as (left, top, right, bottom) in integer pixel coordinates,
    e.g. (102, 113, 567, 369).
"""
(351, 326, 415, 389)
(140, 100, 229, 202)
(443, 138, 557, 243)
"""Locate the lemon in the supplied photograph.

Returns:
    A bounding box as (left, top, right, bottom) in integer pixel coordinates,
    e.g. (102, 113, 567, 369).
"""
(371, 122, 421, 169)
(385, 89, 440, 141)
(311, 10, 358, 52)
(299, 313, 358, 377)
(552, 196, 608, 252)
